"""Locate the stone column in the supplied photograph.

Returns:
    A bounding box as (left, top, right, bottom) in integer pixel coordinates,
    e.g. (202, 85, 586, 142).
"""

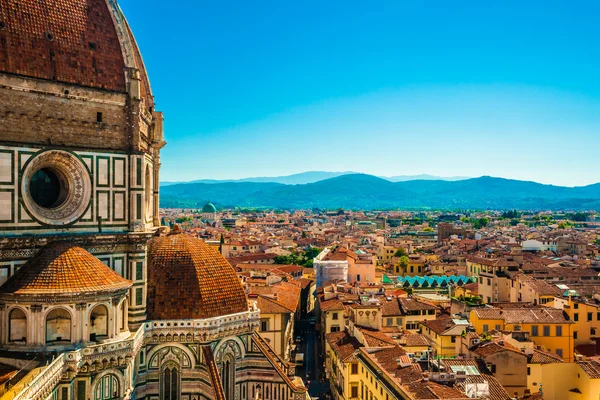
(76, 303, 87, 343)
(30, 304, 43, 345)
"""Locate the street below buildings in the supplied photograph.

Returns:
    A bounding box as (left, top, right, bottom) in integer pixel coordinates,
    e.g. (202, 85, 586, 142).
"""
(295, 317, 330, 399)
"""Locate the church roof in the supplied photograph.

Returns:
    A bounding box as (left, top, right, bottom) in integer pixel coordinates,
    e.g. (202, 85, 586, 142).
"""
(0, 0, 153, 106)
(203, 202, 217, 213)
(0, 241, 132, 296)
(147, 226, 248, 320)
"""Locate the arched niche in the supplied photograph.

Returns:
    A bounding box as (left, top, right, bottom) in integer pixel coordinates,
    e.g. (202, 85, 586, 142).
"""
(46, 308, 72, 344)
(90, 304, 109, 340)
(8, 308, 27, 344)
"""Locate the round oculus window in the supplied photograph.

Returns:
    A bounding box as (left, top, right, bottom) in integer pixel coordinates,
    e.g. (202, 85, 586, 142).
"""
(29, 167, 69, 209)
(21, 150, 91, 226)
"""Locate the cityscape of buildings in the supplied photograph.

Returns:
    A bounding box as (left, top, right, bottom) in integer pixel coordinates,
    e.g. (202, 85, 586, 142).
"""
(0, 1, 599, 400)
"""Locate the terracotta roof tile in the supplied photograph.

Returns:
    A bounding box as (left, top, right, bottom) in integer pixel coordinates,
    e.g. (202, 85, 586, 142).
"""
(0, 241, 131, 296)
(0, 0, 127, 91)
(147, 230, 248, 320)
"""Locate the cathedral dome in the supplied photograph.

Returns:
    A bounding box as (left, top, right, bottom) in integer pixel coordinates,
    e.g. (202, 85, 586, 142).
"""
(147, 226, 248, 320)
(202, 202, 217, 214)
(0, 0, 153, 107)
(0, 241, 132, 297)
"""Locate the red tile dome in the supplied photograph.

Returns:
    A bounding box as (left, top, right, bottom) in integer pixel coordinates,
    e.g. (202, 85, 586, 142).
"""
(147, 228, 249, 320)
(0, 0, 153, 106)
(0, 241, 132, 297)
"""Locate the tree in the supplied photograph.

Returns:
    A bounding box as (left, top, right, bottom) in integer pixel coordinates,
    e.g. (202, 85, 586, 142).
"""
(394, 248, 408, 258)
(301, 231, 307, 238)
(472, 217, 489, 229)
(510, 219, 520, 226)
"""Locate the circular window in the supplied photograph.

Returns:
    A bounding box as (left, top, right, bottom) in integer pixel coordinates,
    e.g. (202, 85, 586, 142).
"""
(21, 150, 91, 226)
(29, 168, 69, 209)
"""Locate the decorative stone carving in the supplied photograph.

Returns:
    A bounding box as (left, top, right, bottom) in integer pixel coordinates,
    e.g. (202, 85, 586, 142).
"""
(21, 150, 92, 226)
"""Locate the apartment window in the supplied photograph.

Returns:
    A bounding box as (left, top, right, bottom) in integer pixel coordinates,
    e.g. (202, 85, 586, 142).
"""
(487, 278, 491, 286)
(574, 313, 579, 322)
(396, 318, 402, 326)
(597, 312, 600, 321)
(591, 328, 597, 336)
(332, 313, 339, 320)
(543, 326, 550, 337)
(495, 324, 501, 331)
(531, 325, 539, 337)
(556, 349, 563, 358)
(574, 303, 579, 309)
(351, 364, 358, 375)
(261, 320, 269, 331)
(556, 326, 562, 336)
(479, 277, 483, 284)
(96, 112, 103, 123)
(428, 310, 435, 315)
(483, 324, 489, 333)
(490, 364, 496, 373)
(351, 386, 358, 398)
(386, 318, 393, 326)
(451, 336, 456, 343)
(574, 331, 578, 340)
(331, 326, 340, 333)
(357, 274, 361, 281)
(527, 367, 531, 376)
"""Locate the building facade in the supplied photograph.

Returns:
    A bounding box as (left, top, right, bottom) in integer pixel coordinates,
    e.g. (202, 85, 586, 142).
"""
(0, 1, 308, 399)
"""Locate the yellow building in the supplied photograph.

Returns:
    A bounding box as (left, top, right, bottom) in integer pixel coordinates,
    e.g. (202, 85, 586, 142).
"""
(324, 331, 362, 400)
(420, 317, 469, 358)
(253, 282, 301, 361)
(381, 297, 438, 332)
(551, 297, 600, 348)
(470, 307, 575, 362)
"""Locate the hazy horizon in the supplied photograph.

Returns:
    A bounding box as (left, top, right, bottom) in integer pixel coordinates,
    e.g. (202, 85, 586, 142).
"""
(161, 171, 600, 188)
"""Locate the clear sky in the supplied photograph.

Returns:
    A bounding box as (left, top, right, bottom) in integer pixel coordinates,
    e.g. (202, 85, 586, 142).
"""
(119, 0, 600, 187)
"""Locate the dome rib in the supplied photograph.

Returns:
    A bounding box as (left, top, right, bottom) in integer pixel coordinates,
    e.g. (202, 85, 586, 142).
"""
(147, 229, 248, 320)
(0, 241, 132, 296)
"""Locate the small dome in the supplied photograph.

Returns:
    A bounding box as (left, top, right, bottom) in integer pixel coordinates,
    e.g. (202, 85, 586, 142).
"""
(202, 202, 217, 214)
(0, 242, 132, 296)
(147, 230, 248, 320)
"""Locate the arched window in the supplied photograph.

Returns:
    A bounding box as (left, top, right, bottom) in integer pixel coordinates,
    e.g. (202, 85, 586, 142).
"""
(46, 308, 71, 344)
(161, 363, 179, 400)
(95, 374, 119, 400)
(8, 308, 27, 343)
(89, 304, 109, 341)
(221, 354, 235, 400)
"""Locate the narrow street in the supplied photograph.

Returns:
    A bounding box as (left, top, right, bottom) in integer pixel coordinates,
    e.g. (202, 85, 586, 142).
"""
(295, 317, 330, 399)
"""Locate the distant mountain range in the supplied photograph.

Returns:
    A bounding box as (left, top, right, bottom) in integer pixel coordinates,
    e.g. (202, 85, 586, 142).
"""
(161, 171, 470, 186)
(160, 174, 600, 211)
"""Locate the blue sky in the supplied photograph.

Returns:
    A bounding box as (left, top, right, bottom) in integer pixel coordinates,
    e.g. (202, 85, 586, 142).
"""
(119, 0, 600, 186)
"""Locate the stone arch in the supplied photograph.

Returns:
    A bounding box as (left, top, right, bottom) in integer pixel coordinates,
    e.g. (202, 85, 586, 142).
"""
(92, 370, 125, 400)
(214, 336, 245, 362)
(146, 344, 195, 371)
(8, 307, 28, 344)
(45, 307, 73, 344)
(89, 303, 110, 341)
